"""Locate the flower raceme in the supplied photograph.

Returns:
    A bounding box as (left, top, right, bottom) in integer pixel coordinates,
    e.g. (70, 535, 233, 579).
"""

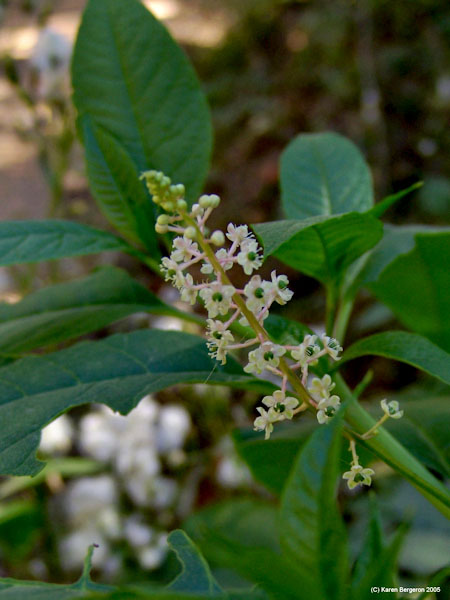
(141, 169, 344, 439)
(142, 171, 402, 491)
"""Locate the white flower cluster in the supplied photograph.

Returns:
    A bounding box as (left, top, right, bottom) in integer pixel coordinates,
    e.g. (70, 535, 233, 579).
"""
(54, 396, 190, 574)
(79, 396, 190, 508)
(29, 28, 72, 101)
(143, 170, 343, 439)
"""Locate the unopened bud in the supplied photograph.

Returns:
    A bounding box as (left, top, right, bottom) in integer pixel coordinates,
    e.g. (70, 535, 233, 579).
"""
(157, 214, 171, 225)
(155, 223, 168, 234)
(177, 199, 187, 212)
(210, 230, 225, 246)
(199, 195, 212, 209)
(209, 194, 220, 208)
(184, 226, 197, 240)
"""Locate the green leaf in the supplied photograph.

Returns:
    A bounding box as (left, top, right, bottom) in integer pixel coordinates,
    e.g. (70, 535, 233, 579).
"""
(185, 498, 280, 560)
(352, 224, 443, 289)
(72, 0, 212, 205)
(280, 132, 373, 219)
(279, 414, 348, 600)
(383, 397, 450, 478)
(81, 117, 159, 254)
(371, 232, 450, 352)
(0, 221, 128, 266)
(183, 499, 307, 599)
(0, 266, 185, 355)
(368, 181, 423, 218)
(0, 546, 111, 598)
(0, 330, 265, 476)
(233, 422, 314, 495)
(167, 530, 223, 596)
(253, 212, 383, 284)
(339, 331, 450, 386)
(417, 567, 450, 600)
(351, 524, 408, 600)
(352, 494, 384, 586)
(262, 313, 313, 345)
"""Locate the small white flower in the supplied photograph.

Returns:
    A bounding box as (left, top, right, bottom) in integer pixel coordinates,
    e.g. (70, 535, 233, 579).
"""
(171, 236, 199, 263)
(200, 260, 213, 274)
(244, 341, 285, 374)
(342, 464, 375, 490)
(308, 374, 336, 401)
(160, 257, 184, 289)
(321, 335, 343, 360)
(237, 240, 263, 275)
(244, 275, 268, 313)
(380, 399, 403, 419)
(316, 395, 341, 424)
(199, 282, 235, 318)
(206, 321, 234, 364)
(253, 407, 280, 440)
(291, 334, 320, 366)
(226, 223, 252, 244)
(266, 270, 294, 305)
(180, 273, 197, 305)
(215, 248, 233, 270)
(262, 389, 298, 419)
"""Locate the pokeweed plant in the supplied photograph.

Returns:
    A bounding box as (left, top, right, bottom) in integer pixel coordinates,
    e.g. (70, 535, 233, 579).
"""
(0, 0, 448, 598)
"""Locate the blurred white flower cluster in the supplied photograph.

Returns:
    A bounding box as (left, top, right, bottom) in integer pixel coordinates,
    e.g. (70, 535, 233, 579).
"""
(29, 27, 72, 101)
(40, 396, 191, 574)
(79, 396, 190, 508)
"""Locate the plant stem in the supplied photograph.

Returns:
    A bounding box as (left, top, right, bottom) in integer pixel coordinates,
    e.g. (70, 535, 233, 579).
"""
(333, 295, 355, 342)
(325, 284, 337, 336)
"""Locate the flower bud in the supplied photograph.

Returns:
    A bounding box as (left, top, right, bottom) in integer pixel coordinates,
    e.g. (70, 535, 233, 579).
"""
(199, 195, 212, 209)
(155, 223, 168, 234)
(177, 199, 187, 212)
(210, 230, 225, 246)
(209, 194, 220, 208)
(157, 214, 171, 225)
(184, 226, 197, 240)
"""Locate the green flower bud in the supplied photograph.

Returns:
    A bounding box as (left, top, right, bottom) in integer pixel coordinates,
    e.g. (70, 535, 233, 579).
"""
(210, 230, 225, 246)
(209, 194, 220, 208)
(155, 223, 168, 234)
(199, 195, 212, 208)
(177, 199, 187, 212)
(184, 226, 197, 240)
(157, 214, 171, 225)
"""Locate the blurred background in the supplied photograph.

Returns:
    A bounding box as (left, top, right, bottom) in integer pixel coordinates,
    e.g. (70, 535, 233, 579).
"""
(0, 0, 449, 590)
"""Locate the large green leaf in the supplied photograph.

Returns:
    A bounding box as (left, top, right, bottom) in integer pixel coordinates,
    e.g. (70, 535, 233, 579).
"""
(184, 499, 311, 599)
(72, 0, 212, 206)
(0, 267, 187, 355)
(233, 422, 314, 495)
(0, 221, 128, 266)
(348, 225, 445, 292)
(0, 545, 111, 599)
(81, 118, 159, 254)
(279, 414, 348, 600)
(350, 525, 407, 600)
(352, 495, 385, 587)
(0, 330, 265, 477)
(280, 132, 373, 219)
(371, 232, 450, 351)
(382, 397, 450, 479)
(167, 530, 223, 596)
(185, 498, 280, 560)
(339, 331, 450, 386)
(253, 212, 383, 284)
